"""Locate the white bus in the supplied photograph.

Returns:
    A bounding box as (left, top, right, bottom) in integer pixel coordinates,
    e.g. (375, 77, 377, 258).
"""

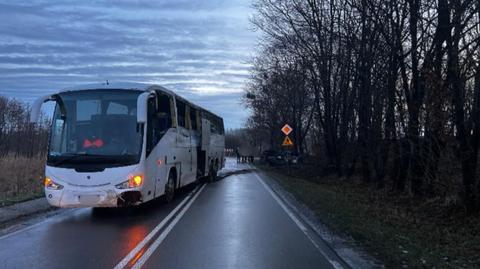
(30, 83, 225, 208)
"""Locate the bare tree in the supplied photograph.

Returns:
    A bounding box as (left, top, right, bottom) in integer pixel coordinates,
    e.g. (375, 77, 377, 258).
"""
(247, 0, 480, 213)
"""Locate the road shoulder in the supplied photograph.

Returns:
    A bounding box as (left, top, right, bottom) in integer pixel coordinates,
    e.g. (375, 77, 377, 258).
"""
(255, 168, 383, 269)
(0, 197, 59, 236)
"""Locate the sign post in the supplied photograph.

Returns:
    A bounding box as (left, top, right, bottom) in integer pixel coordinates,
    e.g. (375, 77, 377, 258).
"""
(281, 124, 294, 175)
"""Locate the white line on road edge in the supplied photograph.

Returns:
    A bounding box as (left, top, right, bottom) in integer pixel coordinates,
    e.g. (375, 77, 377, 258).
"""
(131, 183, 206, 269)
(253, 172, 345, 269)
(114, 184, 204, 269)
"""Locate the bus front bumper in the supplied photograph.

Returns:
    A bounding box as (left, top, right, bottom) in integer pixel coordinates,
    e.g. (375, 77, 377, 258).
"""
(45, 188, 121, 208)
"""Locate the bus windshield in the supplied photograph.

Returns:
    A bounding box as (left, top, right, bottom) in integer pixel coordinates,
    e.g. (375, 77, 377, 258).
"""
(47, 89, 143, 168)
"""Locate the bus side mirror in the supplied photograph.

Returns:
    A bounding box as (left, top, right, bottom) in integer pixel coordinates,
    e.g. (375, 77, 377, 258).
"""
(30, 94, 53, 123)
(137, 91, 156, 123)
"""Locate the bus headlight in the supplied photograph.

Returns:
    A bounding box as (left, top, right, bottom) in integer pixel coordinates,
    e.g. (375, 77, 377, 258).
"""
(44, 177, 64, 190)
(115, 175, 143, 189)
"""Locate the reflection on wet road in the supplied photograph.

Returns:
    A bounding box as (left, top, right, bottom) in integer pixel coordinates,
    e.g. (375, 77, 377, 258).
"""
(0, 159, 344, 269)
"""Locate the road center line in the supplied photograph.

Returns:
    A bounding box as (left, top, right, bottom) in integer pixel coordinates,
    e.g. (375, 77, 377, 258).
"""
(131, 183, 206, 269)
(253, 171, 346, 269)
(114, 184, 203, 269)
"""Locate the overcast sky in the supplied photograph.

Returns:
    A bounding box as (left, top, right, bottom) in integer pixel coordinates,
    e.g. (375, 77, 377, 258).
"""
(0, 0, 257, 128)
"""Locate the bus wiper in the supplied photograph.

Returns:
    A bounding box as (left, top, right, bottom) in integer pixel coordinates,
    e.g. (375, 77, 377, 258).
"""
(71, 152, 107, 157)
(49, 153, 106, 166)
(48, 154, 81, 166)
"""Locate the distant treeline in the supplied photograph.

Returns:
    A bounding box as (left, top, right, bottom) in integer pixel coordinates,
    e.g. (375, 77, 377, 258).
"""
(245, 0, 480, 213)
(0, 95, 50, 157)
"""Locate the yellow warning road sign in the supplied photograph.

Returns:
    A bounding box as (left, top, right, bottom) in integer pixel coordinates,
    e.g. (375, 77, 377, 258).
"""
(282, 136, 294, 146)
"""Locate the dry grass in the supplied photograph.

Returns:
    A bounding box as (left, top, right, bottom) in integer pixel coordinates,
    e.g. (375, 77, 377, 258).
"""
(0, 155, 45, 206)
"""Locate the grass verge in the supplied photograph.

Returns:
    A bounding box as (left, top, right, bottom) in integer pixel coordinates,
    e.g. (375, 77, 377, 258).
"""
(258, 164, 480, 269)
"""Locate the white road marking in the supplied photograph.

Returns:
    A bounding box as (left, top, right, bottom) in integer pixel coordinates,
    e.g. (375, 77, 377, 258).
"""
(114, 184, 203, 269)
(253, 172, 345, 269)
(131, 183, 206, 269)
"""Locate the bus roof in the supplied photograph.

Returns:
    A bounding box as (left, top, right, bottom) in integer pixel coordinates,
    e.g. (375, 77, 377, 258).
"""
(61, 82, 167, 93)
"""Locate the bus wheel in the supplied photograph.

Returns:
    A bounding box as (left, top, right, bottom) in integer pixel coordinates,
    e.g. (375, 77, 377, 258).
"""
(165, 173, 175, 203)
(208, 164, 217, 182)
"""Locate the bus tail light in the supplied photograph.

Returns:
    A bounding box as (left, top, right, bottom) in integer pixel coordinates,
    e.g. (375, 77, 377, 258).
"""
(44, 177, 64, 190)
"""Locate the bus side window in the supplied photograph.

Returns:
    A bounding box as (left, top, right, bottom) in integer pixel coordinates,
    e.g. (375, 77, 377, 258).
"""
(220, 119, 225, 134)
(217, 118, 225, 134)
(209, 114, 218, 134)
(157, 94, 172, 132)
(190, 107, 197, 131)
(210, 121, 216, 133)
(185, 105, 192, 130)
(208, 115, 224, 135)
(176, 99, 186, 128)
(196, 110, 201, 131)
(146, 98, 160, 156)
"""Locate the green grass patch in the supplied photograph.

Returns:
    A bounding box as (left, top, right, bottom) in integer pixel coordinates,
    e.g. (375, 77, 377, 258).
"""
(258, 165, 480, 269)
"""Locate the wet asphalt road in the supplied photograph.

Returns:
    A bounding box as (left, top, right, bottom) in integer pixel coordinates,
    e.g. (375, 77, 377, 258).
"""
(0, 159, 343, 269)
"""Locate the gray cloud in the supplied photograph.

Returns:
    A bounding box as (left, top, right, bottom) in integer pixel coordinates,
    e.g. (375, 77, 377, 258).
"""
(0, 0, 256, 128)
